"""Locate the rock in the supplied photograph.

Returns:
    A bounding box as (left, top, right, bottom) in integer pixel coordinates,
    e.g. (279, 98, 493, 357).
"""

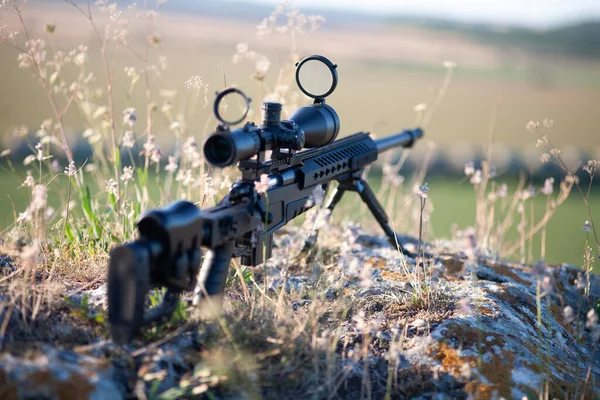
(0, 345, 124, 399)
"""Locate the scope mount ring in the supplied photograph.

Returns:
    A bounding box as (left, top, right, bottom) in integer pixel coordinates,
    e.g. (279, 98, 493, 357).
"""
(295, 55, 338, 103)
(213, 87, 251, 126)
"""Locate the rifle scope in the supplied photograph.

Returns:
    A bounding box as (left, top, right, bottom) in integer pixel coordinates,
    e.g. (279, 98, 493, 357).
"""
(204, 55, 340, 168)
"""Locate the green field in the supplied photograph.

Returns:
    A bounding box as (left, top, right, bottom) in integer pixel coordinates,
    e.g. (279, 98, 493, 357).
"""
(1, 165, 598, 273)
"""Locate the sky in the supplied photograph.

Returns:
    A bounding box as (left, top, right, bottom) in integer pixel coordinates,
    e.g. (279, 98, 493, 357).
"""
(249, 0, 600, 28)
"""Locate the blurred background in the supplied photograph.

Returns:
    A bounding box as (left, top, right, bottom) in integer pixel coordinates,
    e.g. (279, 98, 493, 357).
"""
(0, 0, 599, 269)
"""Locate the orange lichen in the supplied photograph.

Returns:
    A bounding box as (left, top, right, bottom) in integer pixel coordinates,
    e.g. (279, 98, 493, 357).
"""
(429, 325, 516, 399)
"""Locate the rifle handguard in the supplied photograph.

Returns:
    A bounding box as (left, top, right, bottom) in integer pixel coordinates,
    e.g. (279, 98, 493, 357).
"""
(193, 241, 235, 306)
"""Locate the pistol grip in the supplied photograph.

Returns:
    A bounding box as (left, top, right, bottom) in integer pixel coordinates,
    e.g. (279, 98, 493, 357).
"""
(107, 242, 150, 344)
(193, 241, 234, 307)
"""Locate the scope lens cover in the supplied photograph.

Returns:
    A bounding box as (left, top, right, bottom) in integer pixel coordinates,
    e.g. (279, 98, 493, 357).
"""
(214, 87, 251, 125)
(295, 55, 338, 100)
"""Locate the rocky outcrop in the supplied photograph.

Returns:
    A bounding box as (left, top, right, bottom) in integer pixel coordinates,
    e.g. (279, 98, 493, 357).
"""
(0, 226, 598, 399)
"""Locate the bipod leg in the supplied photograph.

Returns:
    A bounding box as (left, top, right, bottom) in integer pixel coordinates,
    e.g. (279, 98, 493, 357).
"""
(341, 176, 418, 257)
(302, 183, 346, 252)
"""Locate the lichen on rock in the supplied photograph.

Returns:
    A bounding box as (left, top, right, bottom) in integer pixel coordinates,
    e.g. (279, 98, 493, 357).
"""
(0, 226, 598, 399)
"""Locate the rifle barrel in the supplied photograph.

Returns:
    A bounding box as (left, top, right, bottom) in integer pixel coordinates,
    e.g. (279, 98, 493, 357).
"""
(374, 128, 424, 154)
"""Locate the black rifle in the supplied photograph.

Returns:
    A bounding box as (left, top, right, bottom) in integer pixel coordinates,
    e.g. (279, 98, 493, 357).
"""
(107, 56, 424, 344)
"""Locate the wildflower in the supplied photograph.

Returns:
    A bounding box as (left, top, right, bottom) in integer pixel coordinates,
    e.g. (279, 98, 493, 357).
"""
(183, 75, 204, 91)
(469, 170, 482, 184)
(121, 166, 134, 182)
(105, 179, 119, 196)
(549, 148, 561, 157)
(521, 185, 535, 200)
(30, 185, 47, 211)
(443, 61, 457, 68)
(542, 118, 553, 128)
(415, 183, 429, 199)
(236, 42, 249, 53)
(175, 169, 193, 186)
(541, 177, 554, 196)
(35, 142, 43, 161)
(150, 147, 162, 164)
(496, 183, 508, 198)
(562, 306, 575, 324)
(64, 161, 76, 176)
(219, 175, 232, 190)
(464, 161, 475, 176)
(526, 120, 539, 132)
(305, 185, 325, 207)
(122, 107, 136, 127)
(122, 130, 135, 148)
(575, 272, 586, 290)
(412, 103, 427, 112)
(254, 174, 270, 194)
(536, 137, 549, 148)
(583, 160, 600, 175)
(583, 221, 592, 233)
(383, 163, 404, 187)
(203, 175, 217, 198)
(17, 211, 31, 224)
(22, 171, 35, 187)
(165, 155, 178, 173)
(0, 149, 11, 158)
(540, 153, 550, 163)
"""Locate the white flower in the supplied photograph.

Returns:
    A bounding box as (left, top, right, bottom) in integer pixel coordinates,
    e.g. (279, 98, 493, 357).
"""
(415, 183, 429, 199)
(64, 161, 76, 176)
(583, 221, 592, 233)
(30, 185, 47, 211)
(305, 185, 325, 208)
(165, 155, 178, 173)
(254, 174, 270, 194)
(443, 61, 457, 68)
(17, 211, 31, 224)
(122, 107, 137, 127)
(464, 161, 475, 176)
(22, 171, 35, 187)
(541, 177, 554, 196)
(412, 103, 427, 112)
(219, 175, 232, 190)
(122, 130, 135, 148)
(469, 170, 482, 185)
(175, 169, 193, 186)
(496, 183, 508, 198)
(105, 179, 119, 196)
(121, 166, 134, 182)
(150, 147, 162, 164)
(203, 175, 217, 198)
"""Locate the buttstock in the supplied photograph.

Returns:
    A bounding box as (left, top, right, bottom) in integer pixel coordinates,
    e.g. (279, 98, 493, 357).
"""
(107, 241, 150, 344)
